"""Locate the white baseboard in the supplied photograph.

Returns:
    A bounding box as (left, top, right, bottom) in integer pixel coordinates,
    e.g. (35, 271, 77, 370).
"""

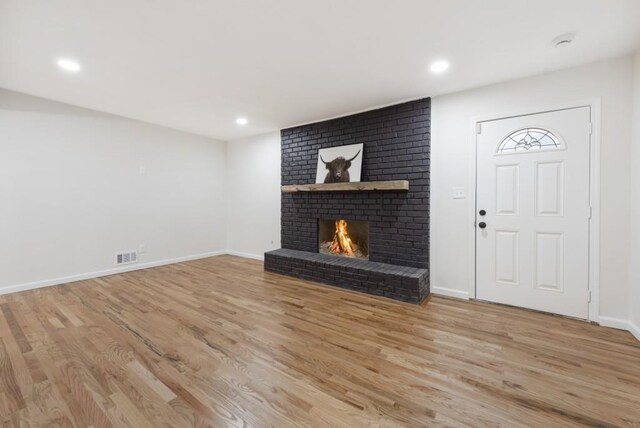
(600, 317, 640, 340)
(598, 316, 632, 331)
(630, 321, 640, 342)
(431, 286, 470, 300)
(224, 250, 264, 261)
(5, 252, 639, 345)
(599, 316, 640, 342)
(0, 250, 226, 296)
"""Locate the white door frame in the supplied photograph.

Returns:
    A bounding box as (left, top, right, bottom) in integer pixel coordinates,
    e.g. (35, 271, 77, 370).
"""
(468, 99, 601, 323)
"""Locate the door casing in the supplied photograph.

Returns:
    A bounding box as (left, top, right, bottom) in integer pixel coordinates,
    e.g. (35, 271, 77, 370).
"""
(469, 99, 601, 322)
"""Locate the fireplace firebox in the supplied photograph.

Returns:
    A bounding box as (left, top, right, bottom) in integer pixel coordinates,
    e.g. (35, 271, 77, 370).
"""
(318, 219, 369, 260)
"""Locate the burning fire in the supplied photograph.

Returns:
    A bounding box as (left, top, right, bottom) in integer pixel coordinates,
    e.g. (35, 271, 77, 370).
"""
(330, 219, 355, 256)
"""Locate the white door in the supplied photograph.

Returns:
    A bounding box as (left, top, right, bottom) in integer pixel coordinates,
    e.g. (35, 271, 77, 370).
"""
(476, 107, 591, 319)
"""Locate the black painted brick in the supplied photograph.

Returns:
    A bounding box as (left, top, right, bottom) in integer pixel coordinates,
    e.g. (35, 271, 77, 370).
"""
(264, 249, 429, 303)
(271, 98, 430, 303)
(280, 98, 430, 269)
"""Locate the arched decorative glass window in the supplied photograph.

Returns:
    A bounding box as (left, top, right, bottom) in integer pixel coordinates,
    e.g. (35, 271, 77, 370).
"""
(497, 128, 564, 154)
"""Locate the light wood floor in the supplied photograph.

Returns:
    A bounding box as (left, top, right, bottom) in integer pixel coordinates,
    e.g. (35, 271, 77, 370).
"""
(1, 256, 639, 427)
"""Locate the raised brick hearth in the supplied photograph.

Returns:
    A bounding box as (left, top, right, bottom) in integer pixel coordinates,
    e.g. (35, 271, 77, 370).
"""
(265, 98, 430, 303)
(265, 249, 429, 303)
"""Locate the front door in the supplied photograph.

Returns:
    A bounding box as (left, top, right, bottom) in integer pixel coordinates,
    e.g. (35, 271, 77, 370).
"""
(476, 107, 591, 319)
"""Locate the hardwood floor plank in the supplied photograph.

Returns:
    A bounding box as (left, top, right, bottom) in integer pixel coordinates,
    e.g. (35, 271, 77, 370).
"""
(0, 310, 34, 405)
(126, 361, 177, 403)
(0, 304, 32, 354)
(107, 389, 154, 428)
(0, 255, 639, 427)
(0, 339, 25, 413)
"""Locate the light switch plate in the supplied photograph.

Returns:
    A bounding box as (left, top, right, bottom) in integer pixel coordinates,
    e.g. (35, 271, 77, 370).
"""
(453, 187, 465, 199)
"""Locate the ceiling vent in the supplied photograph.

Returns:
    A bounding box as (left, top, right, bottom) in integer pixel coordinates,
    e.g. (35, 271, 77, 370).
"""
(116, 251, 138, 266)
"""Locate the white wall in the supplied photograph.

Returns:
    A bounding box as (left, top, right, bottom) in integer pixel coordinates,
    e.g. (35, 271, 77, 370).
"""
(226, 132, 281, 259)
(630, 52, 640, 338)
(220, 56, 636, 326)
(0, 89, 227, 293)
(3, 57, 637, 332)
(431, 56, 634, 322)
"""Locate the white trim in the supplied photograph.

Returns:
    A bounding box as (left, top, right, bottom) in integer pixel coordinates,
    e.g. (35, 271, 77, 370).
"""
(599, 316, 640, 341)
(470, 99, 602, 322)
(224, 250, 265, 261)
(598, 316, 633, 331)
(0, 250, 226, 296)
(469, 117, 479, 299)
(587, 99, 602, 323)
(631, 321, 640, 342)
(431, 286, 470, 300)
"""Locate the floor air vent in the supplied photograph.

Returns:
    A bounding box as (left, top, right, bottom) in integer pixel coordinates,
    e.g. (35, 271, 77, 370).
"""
(116, 251, 138, 265)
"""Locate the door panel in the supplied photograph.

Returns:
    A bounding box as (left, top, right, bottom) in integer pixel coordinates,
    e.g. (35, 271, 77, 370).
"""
(496, 165, 519, 215)
(535, 232, 564, 291)
(476, 107, 590, 319)
(535, 161, 564, 216)
(495, 230, 519, 285)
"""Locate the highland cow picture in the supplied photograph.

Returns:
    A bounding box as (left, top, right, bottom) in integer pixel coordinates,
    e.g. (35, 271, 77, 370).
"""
(315, 143, 363, 184)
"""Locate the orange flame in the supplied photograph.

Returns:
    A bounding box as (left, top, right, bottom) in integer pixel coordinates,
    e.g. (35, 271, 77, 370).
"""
(329, 219, 355, 256)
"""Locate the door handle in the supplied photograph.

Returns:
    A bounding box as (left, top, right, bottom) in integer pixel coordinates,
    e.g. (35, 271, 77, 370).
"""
(478, 222, 487, 229)
(479, 209, 486, 216)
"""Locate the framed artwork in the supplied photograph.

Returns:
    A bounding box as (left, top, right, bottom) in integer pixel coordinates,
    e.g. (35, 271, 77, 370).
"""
(315, 143, 363, 184)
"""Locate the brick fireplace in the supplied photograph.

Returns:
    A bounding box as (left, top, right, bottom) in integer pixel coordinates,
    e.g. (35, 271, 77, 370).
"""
(265, 98, 430, 303)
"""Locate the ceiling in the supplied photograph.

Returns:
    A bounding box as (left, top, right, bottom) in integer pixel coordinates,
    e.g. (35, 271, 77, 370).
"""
(1, 0, 640, 141)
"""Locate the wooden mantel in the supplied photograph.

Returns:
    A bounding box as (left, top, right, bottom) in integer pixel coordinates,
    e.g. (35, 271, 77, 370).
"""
(281, 180, 409, 193)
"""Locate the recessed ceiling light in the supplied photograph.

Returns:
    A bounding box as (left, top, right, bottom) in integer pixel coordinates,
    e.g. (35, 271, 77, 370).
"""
(236, 117, 248, 125)
(430, 60, 449, 73)
(57, 59, 81, 72)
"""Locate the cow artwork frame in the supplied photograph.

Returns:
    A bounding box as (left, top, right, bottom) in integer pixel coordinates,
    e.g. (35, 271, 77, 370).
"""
(315, 143, 364, 184)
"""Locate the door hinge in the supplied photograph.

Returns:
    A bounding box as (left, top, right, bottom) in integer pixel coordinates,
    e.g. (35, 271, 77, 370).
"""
(588, 206, 592, 219)
(476, 123, 482, 135)
(588, 122, 593, 136)
(588, 290, 592, 303)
